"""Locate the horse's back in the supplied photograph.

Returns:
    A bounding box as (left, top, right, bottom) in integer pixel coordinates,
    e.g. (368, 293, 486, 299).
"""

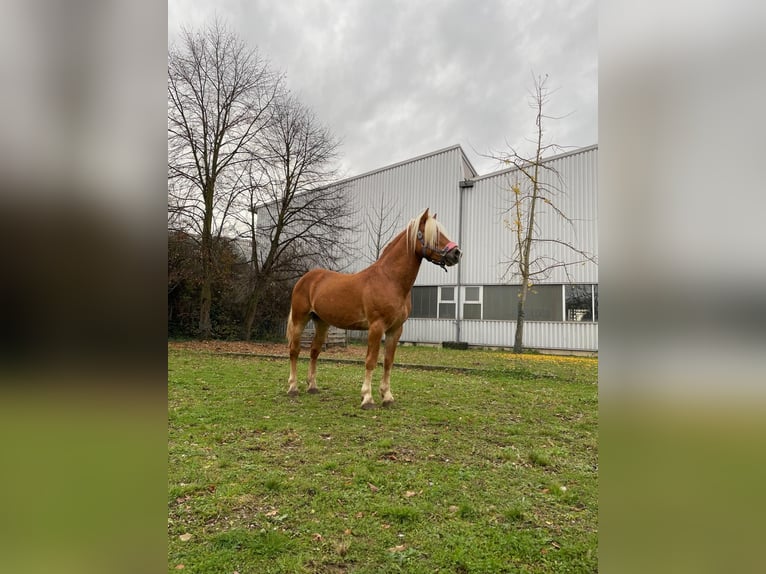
(293, 268, 348, 294)
(291, 267, 372, 329)
(292, 268, 352, 307)
(293, 268, 332, 292)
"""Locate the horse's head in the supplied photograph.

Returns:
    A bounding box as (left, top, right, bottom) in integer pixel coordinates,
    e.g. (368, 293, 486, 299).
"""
(410, 208, 462, 270)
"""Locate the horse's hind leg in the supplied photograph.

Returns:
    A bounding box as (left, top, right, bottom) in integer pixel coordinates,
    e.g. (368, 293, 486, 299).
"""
(287, 309, 309, 396)
(307, 318, 329, 394)
(380, 324, 403, 407)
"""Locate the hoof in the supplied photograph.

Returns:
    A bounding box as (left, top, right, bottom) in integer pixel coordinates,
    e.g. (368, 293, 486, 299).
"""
(307, 387, 319, 394)
(287, 388, 299, 397)
(382, 399, 395, 408)
(360, 402, 376, 410)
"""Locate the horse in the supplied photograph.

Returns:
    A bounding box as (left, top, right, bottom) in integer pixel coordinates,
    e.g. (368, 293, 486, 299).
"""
(286, 208, 462, 409)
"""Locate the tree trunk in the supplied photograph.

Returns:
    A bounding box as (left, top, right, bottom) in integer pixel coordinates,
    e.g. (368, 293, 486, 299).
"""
(241, 287, 261, 341)
(513, 282, 529, 353)
(198, 229, 213, 338)
(198, 278, 213, 338)
(198, 181, 215, 339)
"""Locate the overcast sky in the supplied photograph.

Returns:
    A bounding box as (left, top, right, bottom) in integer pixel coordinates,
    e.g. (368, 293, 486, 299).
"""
(168, 0, 596, 178)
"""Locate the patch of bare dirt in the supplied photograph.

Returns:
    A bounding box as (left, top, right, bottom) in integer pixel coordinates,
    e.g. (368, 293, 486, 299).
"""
(168, 340, 368, 360)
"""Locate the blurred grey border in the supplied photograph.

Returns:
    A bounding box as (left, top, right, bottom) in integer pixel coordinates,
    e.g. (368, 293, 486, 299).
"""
(601, 1, 766, 572)
(0, 2, 166, 574)
(0, 0, 167, 382)
(601, 0, 766, 401)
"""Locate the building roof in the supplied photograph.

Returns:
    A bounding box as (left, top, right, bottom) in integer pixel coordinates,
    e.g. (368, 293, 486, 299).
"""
(471, 144, 598, 182)
(332, 143, 598, 186)
(332, 144, 479, 186)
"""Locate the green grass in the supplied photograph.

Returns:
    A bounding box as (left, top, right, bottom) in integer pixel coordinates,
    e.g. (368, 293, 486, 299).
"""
(168, 346, 598, 573)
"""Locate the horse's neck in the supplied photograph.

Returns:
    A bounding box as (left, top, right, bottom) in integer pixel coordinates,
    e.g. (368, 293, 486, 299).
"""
(375, 230, 422, 291)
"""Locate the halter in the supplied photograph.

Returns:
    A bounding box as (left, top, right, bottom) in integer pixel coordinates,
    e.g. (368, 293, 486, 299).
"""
(416, 230, 458, 272)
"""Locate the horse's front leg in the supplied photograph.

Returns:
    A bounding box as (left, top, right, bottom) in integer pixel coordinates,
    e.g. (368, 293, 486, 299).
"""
(380, 325, 403, 407)
(361, 324, 384, 409)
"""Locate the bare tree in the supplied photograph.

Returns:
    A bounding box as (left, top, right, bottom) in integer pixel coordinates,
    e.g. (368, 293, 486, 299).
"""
(364, 193, 401, 263)
(233, 94, 354, 340)
(489, 74, 597, 353)
(168, 20, 281, 338)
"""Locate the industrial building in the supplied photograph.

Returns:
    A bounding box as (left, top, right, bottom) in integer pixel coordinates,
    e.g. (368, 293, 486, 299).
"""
(332, 144, 598, 353)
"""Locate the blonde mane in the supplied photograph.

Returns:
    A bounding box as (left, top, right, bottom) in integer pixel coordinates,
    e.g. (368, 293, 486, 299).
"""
(406, 209, 450, 253)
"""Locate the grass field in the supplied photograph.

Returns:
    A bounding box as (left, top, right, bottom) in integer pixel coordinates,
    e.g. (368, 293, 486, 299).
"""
(168, 343, 598, 573)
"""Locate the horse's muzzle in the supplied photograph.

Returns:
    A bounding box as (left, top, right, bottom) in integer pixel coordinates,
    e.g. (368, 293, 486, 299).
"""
(443, 246, 462, 266)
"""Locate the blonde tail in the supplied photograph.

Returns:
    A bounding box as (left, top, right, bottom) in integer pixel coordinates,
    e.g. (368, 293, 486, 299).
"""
(286, 309, 294, 347)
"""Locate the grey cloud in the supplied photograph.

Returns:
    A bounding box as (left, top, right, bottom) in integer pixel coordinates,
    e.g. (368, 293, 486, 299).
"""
(169, 0, 596, 176)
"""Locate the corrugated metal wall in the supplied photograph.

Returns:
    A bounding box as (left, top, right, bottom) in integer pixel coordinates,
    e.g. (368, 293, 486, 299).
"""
(400, 319, 598, 352)
(460, 146, 598, 285)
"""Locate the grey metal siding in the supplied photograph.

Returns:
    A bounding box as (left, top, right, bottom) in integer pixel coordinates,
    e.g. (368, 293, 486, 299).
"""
(460, 146, 598, 285)
(402, 318, 598, 351)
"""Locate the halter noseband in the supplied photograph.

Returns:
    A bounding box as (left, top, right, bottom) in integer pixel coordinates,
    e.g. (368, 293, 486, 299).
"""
(416, 230, 458, 272)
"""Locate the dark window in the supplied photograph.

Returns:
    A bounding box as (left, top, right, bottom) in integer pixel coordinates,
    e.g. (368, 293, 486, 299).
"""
(565, 284, 597, 322)
(594, 285, 598, 321)
(521, 285, 562, 321)
(411, 286, 438, 318)
(439, 303, 456, 318)
(483, 285, 516, 320)
(462, 286, 482, 319)
(439, 286, 456, 318)
(465, 286, 481, 302)
(482, 285, 563, 321)
(463, 303, 482, 319)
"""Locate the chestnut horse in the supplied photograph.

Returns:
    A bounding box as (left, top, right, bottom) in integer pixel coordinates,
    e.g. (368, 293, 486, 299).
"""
(287, 208, 462, 408)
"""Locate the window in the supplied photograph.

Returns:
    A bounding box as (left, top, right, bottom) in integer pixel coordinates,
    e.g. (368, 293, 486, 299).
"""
(411, 284, 583, 322)
(438, 286, 456, 319)
(483, 285, 516, 320)
(482, 285, 564, 321)
(410, 286, 457, 319)
(565, 284, 598, 322)
(411, 286, 438, 318)
(594, 285, 598, 321)
(523, 285, 563, 321)
(463, 286, 482, 319)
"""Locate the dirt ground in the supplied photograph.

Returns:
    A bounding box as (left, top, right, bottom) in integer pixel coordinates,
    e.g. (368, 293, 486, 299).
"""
(168, 339, 368, 360)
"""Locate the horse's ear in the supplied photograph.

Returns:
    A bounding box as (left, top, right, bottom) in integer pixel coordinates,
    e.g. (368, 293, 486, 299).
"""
(433, 213, 437, 219)
(420, 208, 430, 222)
